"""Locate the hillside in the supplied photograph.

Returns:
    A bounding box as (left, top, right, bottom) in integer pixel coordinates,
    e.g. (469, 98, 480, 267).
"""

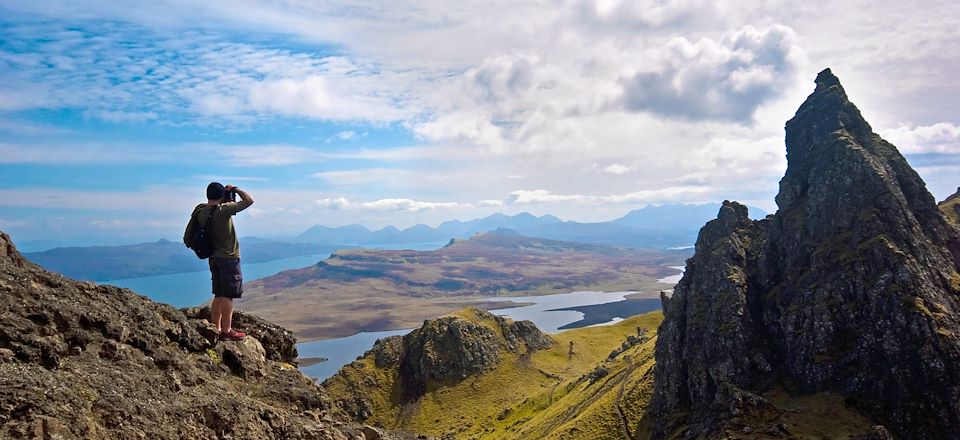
(323, 308, 663, 439)
(25, 239, 340, 281)
(0, 231, 418, 439)
(324, 308, 878, 439)
(939, 186, 960, 226)
(648, 69, 960, 439)
(238, 230, 686, 340)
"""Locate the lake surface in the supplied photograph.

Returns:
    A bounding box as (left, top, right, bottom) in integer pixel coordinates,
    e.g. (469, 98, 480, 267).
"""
(298, 290, 654, 381)
(102, 254, 330, 308)
(657, 265, 686, 285)
(100, 241, 448, 308)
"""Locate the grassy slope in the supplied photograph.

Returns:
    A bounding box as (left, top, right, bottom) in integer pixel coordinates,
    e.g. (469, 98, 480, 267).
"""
(326, 309, 880, 439)
(324, 311, 664, 439)
(939, 196, 960, 226)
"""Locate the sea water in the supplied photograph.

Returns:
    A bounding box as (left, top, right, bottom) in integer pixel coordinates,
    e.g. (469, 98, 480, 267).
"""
(100, 241, 449, 308)
(101, 254, 331, 308)
(297, 290, 648, 381)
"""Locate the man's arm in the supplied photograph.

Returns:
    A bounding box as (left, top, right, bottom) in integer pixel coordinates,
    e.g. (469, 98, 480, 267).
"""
(225, 185, 254, 213)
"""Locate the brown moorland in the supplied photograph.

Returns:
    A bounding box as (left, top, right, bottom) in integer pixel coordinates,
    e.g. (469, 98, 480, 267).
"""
(238, 231, 686, 341)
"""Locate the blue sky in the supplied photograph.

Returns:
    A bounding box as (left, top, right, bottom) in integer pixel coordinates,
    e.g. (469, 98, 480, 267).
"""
(2, 1, 959, 249)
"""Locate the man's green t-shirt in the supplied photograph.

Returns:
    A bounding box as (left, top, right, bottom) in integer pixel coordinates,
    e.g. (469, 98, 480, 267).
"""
(186, 201, 252, 259)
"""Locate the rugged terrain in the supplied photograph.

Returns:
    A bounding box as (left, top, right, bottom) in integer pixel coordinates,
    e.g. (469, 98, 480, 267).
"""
(326, 308, 878, 439)
(324, 308, 665, 439)
(239, 231, 684, 340)
(646, 69, 960, 439)
(939, 187, 960, 226)
(0, 231, 420, 439)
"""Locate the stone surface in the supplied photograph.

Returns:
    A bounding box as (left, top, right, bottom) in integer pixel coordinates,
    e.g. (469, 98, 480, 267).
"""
(0, 231, 423, 440)
(329, 307, 554, 419)
(647, 69, 960, 439)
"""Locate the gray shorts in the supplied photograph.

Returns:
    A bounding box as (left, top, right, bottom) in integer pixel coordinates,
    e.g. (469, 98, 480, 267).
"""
(209, 257, 243, 299)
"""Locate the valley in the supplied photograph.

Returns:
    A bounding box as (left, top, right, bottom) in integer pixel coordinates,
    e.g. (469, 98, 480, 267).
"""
(238, 230, 688, 341)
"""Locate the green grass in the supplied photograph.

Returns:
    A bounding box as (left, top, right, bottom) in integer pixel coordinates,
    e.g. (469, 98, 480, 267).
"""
(325, 311, 664, 439)
(939, 196, 960, 225)
(326, 306, 887, 439)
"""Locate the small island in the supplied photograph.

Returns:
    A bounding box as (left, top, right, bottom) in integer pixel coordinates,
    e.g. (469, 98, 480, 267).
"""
(296, 357, 329, 367)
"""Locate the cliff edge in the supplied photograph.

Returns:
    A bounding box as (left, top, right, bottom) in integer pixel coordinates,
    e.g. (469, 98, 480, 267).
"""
(0, 230, 419, 439)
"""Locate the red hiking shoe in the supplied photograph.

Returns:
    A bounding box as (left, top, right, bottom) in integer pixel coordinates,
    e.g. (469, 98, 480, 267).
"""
(220, 329, 246, 341)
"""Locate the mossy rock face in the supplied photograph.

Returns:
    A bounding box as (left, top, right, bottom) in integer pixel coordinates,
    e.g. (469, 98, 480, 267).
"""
(380, 308, 555, 402)
(371, 336, 404, 368)
(399, 315, 502, 398)
(649, 70, 960, 440)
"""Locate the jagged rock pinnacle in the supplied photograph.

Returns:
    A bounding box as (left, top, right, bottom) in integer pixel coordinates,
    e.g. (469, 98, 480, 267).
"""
(648, 70, 960, 440)
(814, 67, 842, 90)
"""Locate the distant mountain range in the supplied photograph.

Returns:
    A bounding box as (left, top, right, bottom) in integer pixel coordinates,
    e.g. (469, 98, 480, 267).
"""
(296, 203, 768, 248)
(23, 203, 766, 281)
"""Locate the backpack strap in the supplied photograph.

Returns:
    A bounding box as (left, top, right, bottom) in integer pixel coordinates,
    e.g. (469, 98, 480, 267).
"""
(203, 205, 218, 227)
(193, 204, 219, 233)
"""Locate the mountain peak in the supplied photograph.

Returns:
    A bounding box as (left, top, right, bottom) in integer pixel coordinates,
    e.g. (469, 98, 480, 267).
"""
(650, 71, 960, 439)
(814, 67, 841, 90)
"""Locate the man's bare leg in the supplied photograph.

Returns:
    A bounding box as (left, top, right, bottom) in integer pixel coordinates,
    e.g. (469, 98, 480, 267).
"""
(222, 298, 234, 333)
(211, 297, 224, 333)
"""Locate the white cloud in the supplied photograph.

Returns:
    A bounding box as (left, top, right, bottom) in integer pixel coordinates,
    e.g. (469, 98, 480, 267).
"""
(0, 187, 192, 212)
(603, 163, 631, 174)
(85, 110, 158, 123)
(503, 187, 711, 206)
(504, 189, 588, 205)
(313, 196, 467, 213)
(881, 122, 960, 154)
(478, 199, 505, 207)
(208, 144, 326, 167)
(361, 198, 463, 212)
(315, 197, 352, 209)
(3, 0, 959, 237)
(247, 75, 404, 121)
(329, 130, 358, 142)
(619, 25, 804, 123)
(0, 143, 167, 165)
(312, 168, 406, 185)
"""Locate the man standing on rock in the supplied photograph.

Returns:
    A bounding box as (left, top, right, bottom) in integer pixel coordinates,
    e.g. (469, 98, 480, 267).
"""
(185, 182, 254, 341)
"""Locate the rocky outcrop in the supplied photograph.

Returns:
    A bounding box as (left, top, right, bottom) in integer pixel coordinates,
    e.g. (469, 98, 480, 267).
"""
(393, 308, 553, 401)
(939, 186, 960, 226)
(648, 69, 960, 439)
(0, 231, 421, 439)
(329, 308, 554, 419)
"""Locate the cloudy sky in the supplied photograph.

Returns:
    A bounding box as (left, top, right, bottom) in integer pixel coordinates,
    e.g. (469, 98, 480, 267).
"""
(1, 0, 959, 248)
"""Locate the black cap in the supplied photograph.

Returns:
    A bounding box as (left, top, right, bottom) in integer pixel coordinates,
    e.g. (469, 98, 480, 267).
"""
(206, 182, 225, 200)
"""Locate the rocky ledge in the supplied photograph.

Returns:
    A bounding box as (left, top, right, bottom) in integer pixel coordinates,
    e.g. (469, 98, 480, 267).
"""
(0, 231, 423, 440)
